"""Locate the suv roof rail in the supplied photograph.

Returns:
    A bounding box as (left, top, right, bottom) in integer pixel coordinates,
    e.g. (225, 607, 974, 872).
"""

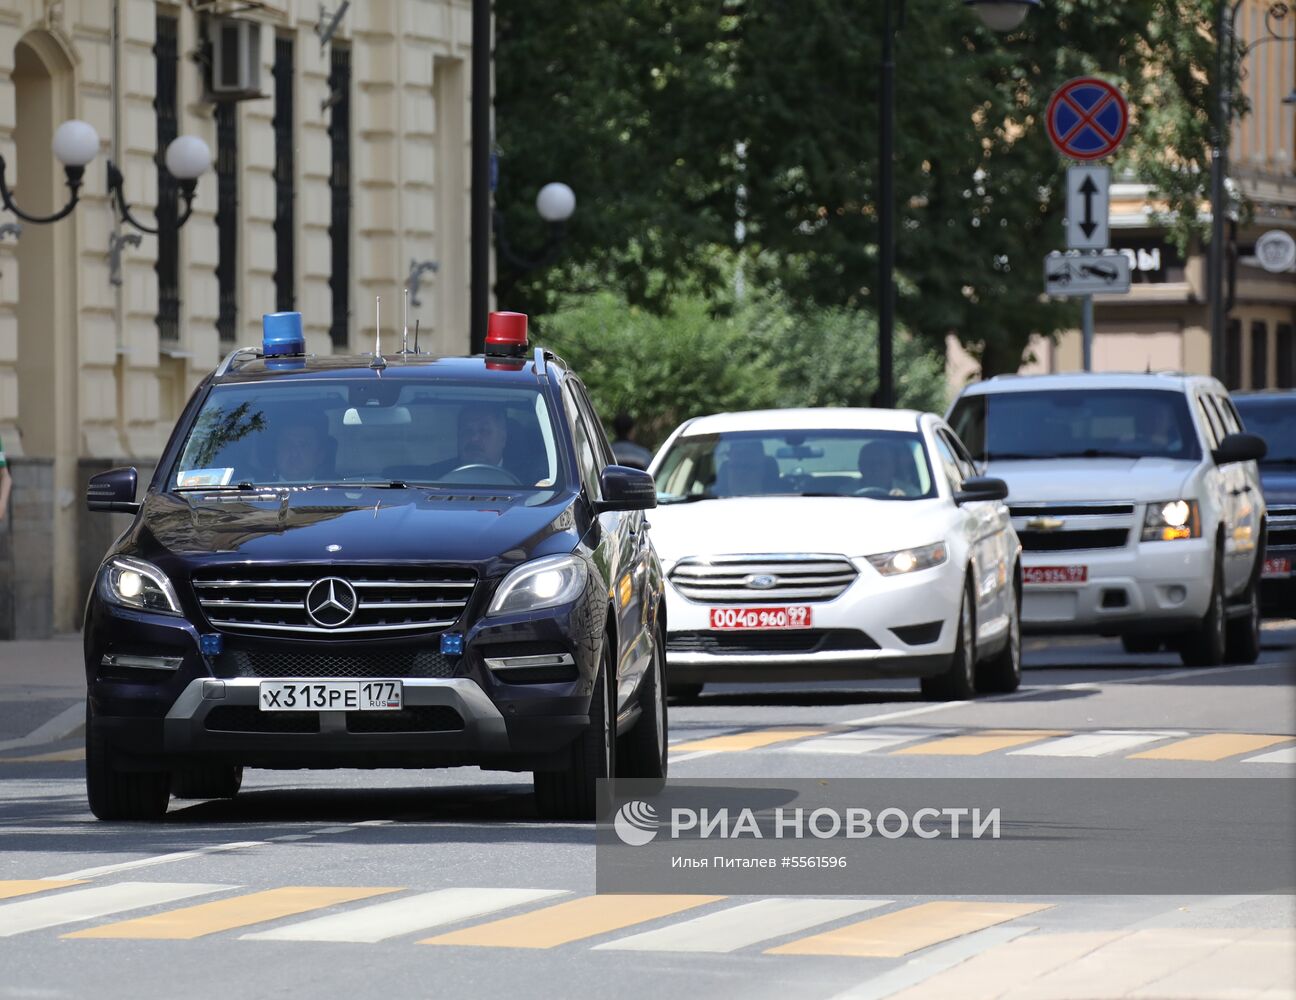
(214, 345, 261, 377)
(532, 346, 568, 377)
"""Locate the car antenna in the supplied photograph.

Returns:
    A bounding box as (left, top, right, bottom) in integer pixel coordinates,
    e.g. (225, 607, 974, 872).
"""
(401, 286, 410, 355)
(370, 295, 387, 370)
(413, 319, 420, 353)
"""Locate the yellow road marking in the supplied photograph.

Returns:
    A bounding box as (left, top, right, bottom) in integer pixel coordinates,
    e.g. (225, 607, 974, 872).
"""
(892, 730, 1064, 756)
(420, 894, 724, 949)
(0, 748, 86, 763)
(1128, 733, 1293, 761)
(0, 880, 84, 900)
(766, 901, 1051, 957)
(64, 886, 399, 940)
(670, 729, 826, 753)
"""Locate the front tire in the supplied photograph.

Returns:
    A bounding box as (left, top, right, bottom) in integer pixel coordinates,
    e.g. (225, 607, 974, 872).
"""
(85, 699, 170, 822)
(922, 578, 977, 701)
(977, 579, 1021, 694)
(1224, 572, 1262, 665)
(617, 627, 668, 782)
(534, 640, 615, 821)
(1180, 554, 1226, 667)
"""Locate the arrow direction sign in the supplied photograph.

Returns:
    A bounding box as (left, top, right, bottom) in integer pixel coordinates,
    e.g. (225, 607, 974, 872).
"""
(1066, 166, 1110, 250)
(1044, 251, 1131, 296)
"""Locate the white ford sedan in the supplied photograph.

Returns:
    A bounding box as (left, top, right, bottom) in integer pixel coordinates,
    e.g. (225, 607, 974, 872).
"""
(648, 409, 1022, 699)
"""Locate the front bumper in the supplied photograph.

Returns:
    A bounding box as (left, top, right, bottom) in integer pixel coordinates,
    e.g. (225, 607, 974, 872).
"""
(1020, 538, 1213, 634)
(663, 557, 961, 682)
(84, 594, 601, 772)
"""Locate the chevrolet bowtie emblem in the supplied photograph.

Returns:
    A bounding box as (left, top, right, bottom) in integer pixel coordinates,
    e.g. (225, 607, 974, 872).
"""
(1026, 516, 1066, 531)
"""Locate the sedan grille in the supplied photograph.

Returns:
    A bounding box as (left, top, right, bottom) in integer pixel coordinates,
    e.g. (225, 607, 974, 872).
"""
(669, 555, 857, 603)
(193, 565, 476, 638)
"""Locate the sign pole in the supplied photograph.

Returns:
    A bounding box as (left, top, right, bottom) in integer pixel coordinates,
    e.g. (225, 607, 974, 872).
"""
(1082, 294, 1094, 372)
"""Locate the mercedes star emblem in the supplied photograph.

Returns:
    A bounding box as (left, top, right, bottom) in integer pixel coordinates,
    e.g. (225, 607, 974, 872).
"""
(304, 577, 358, 628)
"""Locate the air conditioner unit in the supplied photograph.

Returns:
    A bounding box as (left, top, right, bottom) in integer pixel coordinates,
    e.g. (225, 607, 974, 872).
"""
(209, 18, 262, 98)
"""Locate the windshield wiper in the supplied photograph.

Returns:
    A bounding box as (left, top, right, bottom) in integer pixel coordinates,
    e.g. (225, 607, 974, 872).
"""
(657, 492, 719, 505)
(314, 480, 410, 489)
(988, 449, 1141, 461)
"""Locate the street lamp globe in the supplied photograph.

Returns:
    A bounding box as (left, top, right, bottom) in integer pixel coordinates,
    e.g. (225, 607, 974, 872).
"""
(164, 135, 211, 181)
(964, 0, 1040, 31)
(51, 119, 99, 167)
(535, 182, 576, 223)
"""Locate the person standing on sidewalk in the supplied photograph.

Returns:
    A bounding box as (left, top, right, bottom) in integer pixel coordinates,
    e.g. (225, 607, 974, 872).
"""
(0, 433, 10, 525)
(611, 413, 653, 471)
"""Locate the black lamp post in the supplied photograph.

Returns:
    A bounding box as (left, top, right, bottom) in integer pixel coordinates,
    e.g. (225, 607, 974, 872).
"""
(0, 119, 99, 224)
(1208, 0, 1294, 384)
(874, 0, 1039, 408)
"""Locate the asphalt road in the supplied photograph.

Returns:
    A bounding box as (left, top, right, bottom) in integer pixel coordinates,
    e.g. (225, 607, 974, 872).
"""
(0, 627, 1293, 1000)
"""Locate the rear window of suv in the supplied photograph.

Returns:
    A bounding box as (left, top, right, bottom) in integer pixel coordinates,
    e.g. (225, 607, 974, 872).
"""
(949, 389, 1202, 463)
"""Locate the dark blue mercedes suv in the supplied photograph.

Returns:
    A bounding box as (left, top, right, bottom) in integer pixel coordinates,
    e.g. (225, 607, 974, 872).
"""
(82, 311, 666, 821)
(1234, 390, 1296, 618)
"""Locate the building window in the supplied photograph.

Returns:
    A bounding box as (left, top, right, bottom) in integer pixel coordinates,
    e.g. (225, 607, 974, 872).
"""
(1224, 319, 1242, 390)
(215, 101, 238, 343)
(328, 46, 351, 348)
(1277, 324, 1294, 390)
(1250, 320, 1268, 389)
(154, 12, 180, 342)
(273, 36, 295, 313)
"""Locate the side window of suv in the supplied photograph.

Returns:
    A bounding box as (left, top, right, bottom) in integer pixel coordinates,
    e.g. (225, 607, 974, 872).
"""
(570, 380, 615, 468)
(562, 385, 602, 500)
(1195, 394, 1223, 449)
(944, 429, 980, 481)
(933, 433, 965, 493)
(1216, 396, 1242, 435)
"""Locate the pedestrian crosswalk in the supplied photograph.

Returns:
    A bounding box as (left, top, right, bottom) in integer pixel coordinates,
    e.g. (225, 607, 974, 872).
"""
(0, 878, 1053, 955)
(671, 725, 1296, 763)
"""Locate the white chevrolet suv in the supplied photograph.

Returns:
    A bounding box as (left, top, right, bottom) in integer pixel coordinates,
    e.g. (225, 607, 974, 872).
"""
(948, 373, 1267, 666)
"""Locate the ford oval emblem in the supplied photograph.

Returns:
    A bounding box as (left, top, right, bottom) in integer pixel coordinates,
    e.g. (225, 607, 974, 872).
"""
(746, 574, 778, 590)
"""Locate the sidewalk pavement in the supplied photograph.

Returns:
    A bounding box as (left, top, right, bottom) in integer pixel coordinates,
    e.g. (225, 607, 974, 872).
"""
(0, 635, 86, 748)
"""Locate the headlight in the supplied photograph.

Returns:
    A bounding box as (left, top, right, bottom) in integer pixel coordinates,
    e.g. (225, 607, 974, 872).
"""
(98, 556, 181, 615)
(865, 541, 948, 576)
(487, 554, 589, 616)
(1141, 499, 1201, 542)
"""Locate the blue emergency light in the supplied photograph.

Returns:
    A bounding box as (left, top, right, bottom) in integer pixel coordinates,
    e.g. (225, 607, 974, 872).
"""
(440, 633, 464, 657)
(262, 311, 305, 357)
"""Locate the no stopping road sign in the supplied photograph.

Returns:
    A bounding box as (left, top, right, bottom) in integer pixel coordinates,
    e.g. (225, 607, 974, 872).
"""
(1047, 77, 1129, 161)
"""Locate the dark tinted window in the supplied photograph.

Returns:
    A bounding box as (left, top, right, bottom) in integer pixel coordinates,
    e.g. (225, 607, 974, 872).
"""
(1251, 321, 1269, 389)
(953, 389, 1202, 462)
(1277, 325, 1294, 390)
(1225, 319, 1242, 390)
(1233, 396, 1296, 464)
(172, 381, 565, 490)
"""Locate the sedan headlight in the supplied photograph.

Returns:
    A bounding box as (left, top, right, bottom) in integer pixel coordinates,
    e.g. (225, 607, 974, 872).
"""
(98, 556, 181, 615)
(1141, 499, 1201, 542)
(865, 541, 948, 576)
(488, 554, 589, 616)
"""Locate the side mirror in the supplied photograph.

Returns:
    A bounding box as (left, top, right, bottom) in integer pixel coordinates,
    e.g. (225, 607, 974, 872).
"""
(87, 467, 140, 514)
(954, 476, 1009, 504)
(1213, 432, 1266, 466)
(595, 466, 657, 512)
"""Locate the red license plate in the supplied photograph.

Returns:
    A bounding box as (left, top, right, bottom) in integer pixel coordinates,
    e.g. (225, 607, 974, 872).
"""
(1263, 557, 1292, 579)
(1023, 565, 1088, 585)
(709, 606, 813, 630)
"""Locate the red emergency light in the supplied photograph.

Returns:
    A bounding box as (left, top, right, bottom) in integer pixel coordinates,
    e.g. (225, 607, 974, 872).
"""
(485, 311, 528, 357)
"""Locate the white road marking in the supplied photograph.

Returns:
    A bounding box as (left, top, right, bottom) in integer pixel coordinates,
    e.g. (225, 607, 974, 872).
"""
(242, 887, 568, 943)
(0, 702, 83, 753)
(1242, 746, 1296, 764)
(827, 924, 1036, 1000)
(0, 881, 227, 937)
(1007, 730, 1188, 758)
(593, 897, 891, 953)
(786, 727, 954, 756)
(45, 842, 267, 881)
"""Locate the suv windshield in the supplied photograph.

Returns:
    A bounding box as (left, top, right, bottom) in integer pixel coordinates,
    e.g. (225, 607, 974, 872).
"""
(170, 381, 566, 490)
(950, 389, 1202, 462)
(1234, 397, 1296, 465)
(654, 429, 936, 502)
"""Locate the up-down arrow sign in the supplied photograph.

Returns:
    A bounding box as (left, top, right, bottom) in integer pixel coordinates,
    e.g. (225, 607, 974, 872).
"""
(1066, 165, 1110, 251)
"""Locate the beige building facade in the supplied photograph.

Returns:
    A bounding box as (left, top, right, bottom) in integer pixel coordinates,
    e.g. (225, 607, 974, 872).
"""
(950, 9, 1296, 394)
(0, 0, 477, 636)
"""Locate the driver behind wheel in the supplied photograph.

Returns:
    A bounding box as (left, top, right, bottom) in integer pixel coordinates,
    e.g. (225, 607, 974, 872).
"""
(457, 402, 509, 468)
(857, 439, 921, 497)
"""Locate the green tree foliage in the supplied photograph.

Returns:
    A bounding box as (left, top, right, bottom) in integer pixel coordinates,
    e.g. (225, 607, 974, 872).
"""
(495, 1, 1228, 378)
(536, 287, 947, 450)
